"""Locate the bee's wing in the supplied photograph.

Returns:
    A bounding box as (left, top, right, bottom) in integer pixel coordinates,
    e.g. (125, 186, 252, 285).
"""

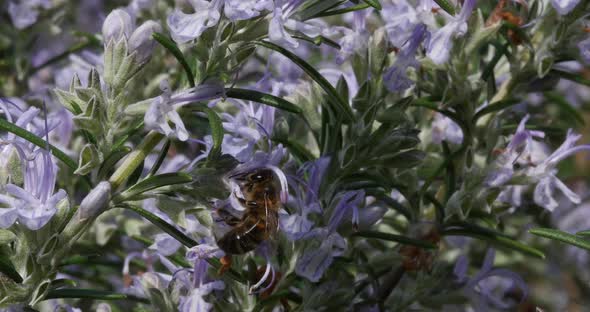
(264, 193, 280, 240)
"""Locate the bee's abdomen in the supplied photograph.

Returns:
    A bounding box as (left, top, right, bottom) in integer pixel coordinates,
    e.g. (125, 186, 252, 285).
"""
(216, 218, 266, 255)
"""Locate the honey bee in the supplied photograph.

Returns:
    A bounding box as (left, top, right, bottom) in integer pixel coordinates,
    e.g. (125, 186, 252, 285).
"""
(216, 168, 281, 272)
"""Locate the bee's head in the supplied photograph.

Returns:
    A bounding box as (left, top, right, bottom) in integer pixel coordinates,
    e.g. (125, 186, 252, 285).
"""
(229, 168, 274, 184)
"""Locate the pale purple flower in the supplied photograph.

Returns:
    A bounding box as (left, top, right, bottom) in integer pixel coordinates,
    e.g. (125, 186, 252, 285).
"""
(167, 0, 274, 43)
(280, 157, 330, 240)
(269, 0, 329, 49)
(0, 103, 67, 230)
(149, 233, 182, 256)
(426, 0, 477, 65)
(0, 147, 66, 230)
(295, 229, 347, 282)
(224, 0, 273, 21)
(431, 112, 464, 145)
(551, 0, 581, 15)
(578, 36, 590, 64)
(527, 130, 590, 211)
(485, 115, 544, 187)
(454, 249, 528, 310)
(128, 20, 163, 65)
(145, 80, 225, 141)
(384, 24, 427, 92)
(334, 11, 371, 64)
(102, 9, 135, 45)
(179, 244, 225, 312)
(167, 0, 223, 44)
(8, 0, 51, 29)
(294, 189, 365, 282)
(328, 190, 365, 232)
(381, 0, 419, 48)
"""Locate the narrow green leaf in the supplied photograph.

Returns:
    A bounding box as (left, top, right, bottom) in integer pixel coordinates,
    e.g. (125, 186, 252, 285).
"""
(551, 69, 590, 87)
(152, 32, 195, 88)
(199, 107, 223, 160)
(97, 146, 132, 181)
(225, 88, 303, 114)
(272, 137, 314, 163)
(0, 256, 22, 283)
(0, 118, 77, 171)
(444, 228, 545, 259)
(530, 228, 590, 251)
(544, 91, 585, 125)
(114, 173, 192, 203)
(472, 98, 521, 121)
(253, 41, 354, 122)
(361, 0, 382, 10)
(433, 0, 455, 15)
(147, 139, 171, 177)
(481, 43, 509, 82)
(577, 230, 590, 237)
(310, 4, 371, 19)
(353, 231, 437, 249)
(290, 34, 341, 49)
(298, 0, 347, 20)
(44, 288, 149, 303)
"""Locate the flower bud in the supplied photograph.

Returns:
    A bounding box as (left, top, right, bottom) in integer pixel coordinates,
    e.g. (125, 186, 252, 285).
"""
(102, 9, 133, 45)
(79, 181, 112, 220)
(129, 20, 162, 65)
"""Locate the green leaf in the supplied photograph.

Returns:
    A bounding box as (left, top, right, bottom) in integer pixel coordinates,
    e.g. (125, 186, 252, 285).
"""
(551, 69, 590, 87)
(530, 228, 590, 251)
(472, 98, 520, 122)
(98, 147, 132, 181)
(298, 0, 347, 20)
(577, 230, 590, 237)
(44, 288, 149, 303)
(272, 137, 314, 163)
(544, 91, 585, 126)
(353, 231, 437, 249)
(0, 256, 22, 283)
(147, 140, 171, 177)
(152, 32, 195, 88)
(0, 118, 78, 172)
(225, 88, 303, 115)
(444, 227, 545, 259)
(253, 41, 354, 122)
(311, 3, 371, 18)
(197, 107, 223, 160)
(114, 173, 193, 203)
(433, 0, 455, 15)
(361, 0, 382, 10)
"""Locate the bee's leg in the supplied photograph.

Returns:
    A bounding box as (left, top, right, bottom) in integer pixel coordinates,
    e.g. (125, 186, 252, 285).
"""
(215, 208, 241, 226)
(218, 255, 232, 276)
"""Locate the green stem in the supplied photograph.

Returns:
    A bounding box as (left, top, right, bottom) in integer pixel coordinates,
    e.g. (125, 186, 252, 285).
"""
(109, 131, 164, 189)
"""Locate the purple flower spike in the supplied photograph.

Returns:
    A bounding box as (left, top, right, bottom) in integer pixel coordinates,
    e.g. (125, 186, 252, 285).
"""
(426, 0, 477, 65)
(384, 24, 427, 92)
